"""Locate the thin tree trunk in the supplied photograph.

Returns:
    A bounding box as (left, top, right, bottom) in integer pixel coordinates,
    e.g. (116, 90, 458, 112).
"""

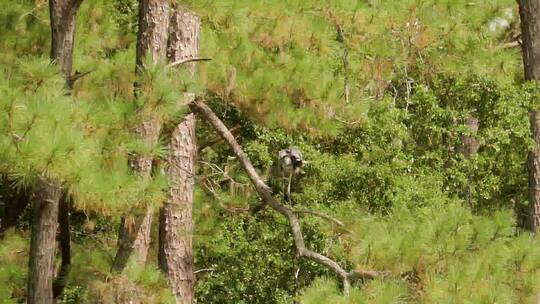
(458, 116, 479, 208)
(459, 116, 480, 159)
(158, 8, 199, 303)
(519, 0, 540, 232)
(112, 0, 170, 272)
(27, 1, 83, 302)
(50, 0, 84, 297)
(27, 178, 62, 304)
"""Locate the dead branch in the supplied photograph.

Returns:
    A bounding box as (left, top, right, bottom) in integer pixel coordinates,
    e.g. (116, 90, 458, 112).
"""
(497, 41, 520, 49)
(167, 57, 212, 68)
(68, 69, 93, 87)
(293, 209, 352, 233)
(190, 99, 385, 295)
(198, 125, 241, 152)
(194, 268, 215, 274)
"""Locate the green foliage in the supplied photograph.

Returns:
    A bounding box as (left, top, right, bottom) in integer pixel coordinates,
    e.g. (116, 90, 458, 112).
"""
(194, 211, 329, 304)
(1, 1, 540, 303)
(57, 286, 87, 304)
(0, 57, 164, 214)
(400, 77, 537, 212)
(301, 204, 540, 303)
(191, 72, 540, 303)
(179, 0, 518, 134)
(0, 231, 27, 303)
(300, 277, 410, 304)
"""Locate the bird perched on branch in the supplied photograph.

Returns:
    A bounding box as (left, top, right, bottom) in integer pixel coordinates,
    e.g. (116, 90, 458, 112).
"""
(278, 147, 304, 203)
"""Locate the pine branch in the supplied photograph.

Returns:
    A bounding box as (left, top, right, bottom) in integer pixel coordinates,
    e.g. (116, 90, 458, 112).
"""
(167, 57, 212, 68)
(190, 99, 385, 295)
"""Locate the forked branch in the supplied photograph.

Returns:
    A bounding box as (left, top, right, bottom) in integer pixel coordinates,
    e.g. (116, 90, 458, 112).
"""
(190, 99, 384, 294)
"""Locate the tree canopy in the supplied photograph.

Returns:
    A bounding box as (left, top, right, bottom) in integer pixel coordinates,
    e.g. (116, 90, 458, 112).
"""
(1, 0, 540, 303)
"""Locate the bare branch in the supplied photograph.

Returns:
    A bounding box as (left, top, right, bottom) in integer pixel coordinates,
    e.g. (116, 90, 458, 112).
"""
(190, 99, 385, 295)
(67, 70, 93, 87)
(497, 41, 520, 49)
(194, 268, 215, 274)
(293, 209, 352, 233)
(198, 125, 241, 152)
(167, 57, 212, 68)
(335, 23, 350, 104)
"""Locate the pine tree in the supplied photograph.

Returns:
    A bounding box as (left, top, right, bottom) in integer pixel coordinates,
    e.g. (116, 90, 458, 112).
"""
(518, 0, 540, 232)
(27, 1, 84, 303)
(112, 0, 170, 272)
(158, 6, 199, 303)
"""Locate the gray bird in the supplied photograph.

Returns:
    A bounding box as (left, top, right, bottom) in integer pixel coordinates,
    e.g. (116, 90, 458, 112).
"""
(278, 147, 303, 203)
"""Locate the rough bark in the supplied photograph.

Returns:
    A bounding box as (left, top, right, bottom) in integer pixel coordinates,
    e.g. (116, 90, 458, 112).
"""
(158, 8, 199, 303)
(27, 178, 62, 304)
(519, 0, 540, 232)
(159, 114, 197, 303)
(135, 0, 170, 74)
(49, 0, 84, 87)
(167, 8, 200, 75)
(190, 100, 383, 295)
(113, 0, 170, 272)
(26, 1, 83, 302)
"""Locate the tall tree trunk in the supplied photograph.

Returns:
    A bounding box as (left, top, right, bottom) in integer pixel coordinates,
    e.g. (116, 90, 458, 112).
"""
(519, 0, 540, 232)
(27, 1, 83, 302)
(50, 0, 84, 296)
(159, 115, 197, 304)
(158, 8, 199, 304)
(112, 0, 170, 272)
(27, 178, 62, 304)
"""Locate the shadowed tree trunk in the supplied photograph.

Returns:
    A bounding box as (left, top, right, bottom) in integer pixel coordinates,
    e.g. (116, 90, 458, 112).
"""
(50, 0, 85, 297)
(27, 178, 62, 304)
(53, 194, 71, 298)
(27, 1, 83, 302)
(158, 8, 199, 303)
(112, 0, 170, 272)
(518, 0, 540, 232)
